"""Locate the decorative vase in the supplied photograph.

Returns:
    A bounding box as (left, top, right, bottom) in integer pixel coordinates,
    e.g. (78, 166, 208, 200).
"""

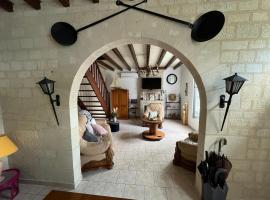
(113, 117, 117, 122)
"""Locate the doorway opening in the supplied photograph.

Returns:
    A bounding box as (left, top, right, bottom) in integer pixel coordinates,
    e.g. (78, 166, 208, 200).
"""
(70, 38, 207, 198)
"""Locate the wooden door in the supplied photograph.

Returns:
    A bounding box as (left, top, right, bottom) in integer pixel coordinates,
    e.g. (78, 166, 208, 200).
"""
(111, 89, 129, 119)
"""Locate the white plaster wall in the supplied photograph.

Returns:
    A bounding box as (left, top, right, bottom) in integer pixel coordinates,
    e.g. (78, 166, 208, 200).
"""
(163, 66, 181, 98)
(0, 0, 269, 199)
(180, 66, 199, 131)
(101, 67, 181, 101)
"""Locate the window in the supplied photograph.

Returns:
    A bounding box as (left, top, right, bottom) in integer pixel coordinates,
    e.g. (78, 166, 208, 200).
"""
(193, 81, 200, 118)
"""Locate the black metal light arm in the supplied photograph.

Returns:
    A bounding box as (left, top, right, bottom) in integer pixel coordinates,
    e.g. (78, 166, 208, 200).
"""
(48, 93, 60, 126)
(220, 94, 232, 131)
(117, 0, 193, 28)
(44, 82, 60, 126)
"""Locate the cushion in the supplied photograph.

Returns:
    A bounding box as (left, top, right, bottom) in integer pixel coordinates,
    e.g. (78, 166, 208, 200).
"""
(92, 123, 108, 136)
(78, 115, 87, 138)
(82, 128, 99, 142)
(86, 122, 94, 135)
(148, 111, 158, 119)
(79, 110, 96, 124)
(188, 132, 198, 142)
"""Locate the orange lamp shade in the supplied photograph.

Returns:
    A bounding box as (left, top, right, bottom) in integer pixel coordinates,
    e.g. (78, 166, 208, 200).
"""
(0, 135, 18, 158)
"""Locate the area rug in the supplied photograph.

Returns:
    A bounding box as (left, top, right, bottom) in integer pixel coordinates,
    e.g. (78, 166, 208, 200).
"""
(44, 190, 131, 200)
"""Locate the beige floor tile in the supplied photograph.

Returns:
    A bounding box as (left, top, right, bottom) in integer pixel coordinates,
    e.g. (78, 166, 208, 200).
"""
(144, 186, 168, 200)
(123, 185, 145, 200)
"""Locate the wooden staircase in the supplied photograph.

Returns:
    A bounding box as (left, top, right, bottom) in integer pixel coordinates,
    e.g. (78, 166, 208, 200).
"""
(78, 62, 110, 119)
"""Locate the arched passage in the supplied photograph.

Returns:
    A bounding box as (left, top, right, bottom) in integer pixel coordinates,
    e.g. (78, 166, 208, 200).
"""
(69, 37, 207, 193)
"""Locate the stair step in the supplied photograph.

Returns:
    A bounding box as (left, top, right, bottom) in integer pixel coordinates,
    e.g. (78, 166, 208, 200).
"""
(79, 90, 94, 92)
(85, 105, 102, 107)
(86, 109, 104, 111)
(81, 83, 91, 85)
(82, 101, 100, 103)
(91, 113, 107, 115)
(78, 96, 97, 98)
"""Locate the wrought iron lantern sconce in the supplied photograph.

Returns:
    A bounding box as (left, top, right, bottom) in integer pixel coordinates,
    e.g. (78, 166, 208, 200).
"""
(219, 73, 247, 131)
(37, 77, 60, 126)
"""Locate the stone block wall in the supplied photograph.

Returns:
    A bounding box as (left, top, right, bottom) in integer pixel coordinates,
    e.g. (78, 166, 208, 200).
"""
(0, 0, 269, 199)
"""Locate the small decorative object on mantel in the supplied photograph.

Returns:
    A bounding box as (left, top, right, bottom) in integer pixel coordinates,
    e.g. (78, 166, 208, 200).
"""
(37, 77, 60, 126)
(185, 83, 188, 96)
(117, 1, 225, 42)
(111, 107, 118, 122)
(167, 74, 177, 85)
(219, 73, 247, 131)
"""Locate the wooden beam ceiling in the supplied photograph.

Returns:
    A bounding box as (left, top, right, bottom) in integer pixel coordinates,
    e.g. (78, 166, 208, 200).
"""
(173, 61, 183, 70)
(24, 0, 41, 10)
(92, 0, 99, 3)
(102, 54, 123, 71)
(0, 0, 14, 12)
(97, 60, 115, 71)
(58, 0, 70, 7)
(146, 44, 150, 68)
(112, 48, 132, 71)
(164, 56, 177, 69)
(128, 44, 140, 71)
(156, 49, 166, 67)
(140, 66, 166, 70)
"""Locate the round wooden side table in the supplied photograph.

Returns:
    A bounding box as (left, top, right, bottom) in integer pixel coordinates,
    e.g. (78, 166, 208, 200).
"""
(0, 168, 20, 200)
(142, 118, 165, 141)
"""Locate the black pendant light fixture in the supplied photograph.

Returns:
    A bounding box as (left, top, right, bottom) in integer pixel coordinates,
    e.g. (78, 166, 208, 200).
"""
(117, 1, 225, 42)
(219, 73, 247, 131)
(37, 77, 60, 126)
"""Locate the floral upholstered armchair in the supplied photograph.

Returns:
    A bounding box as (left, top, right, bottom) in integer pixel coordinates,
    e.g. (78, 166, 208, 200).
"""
(143, 103, 164, 128)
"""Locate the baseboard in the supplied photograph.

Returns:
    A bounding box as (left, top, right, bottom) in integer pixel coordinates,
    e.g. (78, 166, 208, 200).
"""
(20, 178, 75, 189)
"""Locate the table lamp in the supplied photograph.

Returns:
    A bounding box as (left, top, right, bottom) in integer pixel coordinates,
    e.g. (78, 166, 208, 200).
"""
(0, 135, 18, 182)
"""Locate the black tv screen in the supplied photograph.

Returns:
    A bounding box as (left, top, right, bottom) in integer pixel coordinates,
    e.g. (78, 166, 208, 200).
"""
(142, 78, 162, 89)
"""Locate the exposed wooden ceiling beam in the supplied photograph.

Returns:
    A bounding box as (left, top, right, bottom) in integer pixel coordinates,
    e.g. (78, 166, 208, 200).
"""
(173, 61, 183, 70)
(92, 0, 99, 3)
(112, 48, 132, 71)
(0, 0, 14, 12)
(156, 49, 166, 67)
(164, 56, 177, 69)
(146, 44, 150, 68)
(24, 0, 41, 10)
(58, 0, 70, 7)
(140, 66, 166, 70)
(128, 44, 140, 71)
(102, 54, 123, 71)
(97, 60, 115, 71)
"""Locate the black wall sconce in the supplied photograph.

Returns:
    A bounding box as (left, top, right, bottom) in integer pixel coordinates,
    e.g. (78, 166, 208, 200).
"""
(37, 77, 60, 126)
(220, 73, 247, 131)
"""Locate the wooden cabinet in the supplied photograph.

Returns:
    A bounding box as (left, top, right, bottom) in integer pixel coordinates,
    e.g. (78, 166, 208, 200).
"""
(111, 89, 129, 119)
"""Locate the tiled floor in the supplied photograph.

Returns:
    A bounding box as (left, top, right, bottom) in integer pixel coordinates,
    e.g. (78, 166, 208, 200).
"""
(1, 119, 199, 200)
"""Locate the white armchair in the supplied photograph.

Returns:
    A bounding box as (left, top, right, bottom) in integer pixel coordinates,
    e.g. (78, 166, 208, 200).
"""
(78, 115, 114, 171)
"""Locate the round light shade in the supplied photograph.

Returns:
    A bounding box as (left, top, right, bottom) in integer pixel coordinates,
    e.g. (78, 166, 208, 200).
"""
(224, 73, 247, 95)
(0, 135, 18, 158)
(37, 77, 55, 95)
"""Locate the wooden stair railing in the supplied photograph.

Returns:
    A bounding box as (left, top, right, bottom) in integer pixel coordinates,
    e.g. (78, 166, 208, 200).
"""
(78, 97, 87, 110)
(83, 62, 110, 117)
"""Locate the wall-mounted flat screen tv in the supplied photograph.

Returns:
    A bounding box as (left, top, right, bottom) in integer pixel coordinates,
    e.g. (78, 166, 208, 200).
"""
(142, 78, 162, 90)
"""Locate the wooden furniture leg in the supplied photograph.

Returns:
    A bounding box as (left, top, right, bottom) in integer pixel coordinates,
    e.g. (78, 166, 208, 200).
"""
(81, 145, 114, 172)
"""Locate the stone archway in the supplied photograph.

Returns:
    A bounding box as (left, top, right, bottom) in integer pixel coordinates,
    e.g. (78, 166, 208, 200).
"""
(69, 37, 207, 193)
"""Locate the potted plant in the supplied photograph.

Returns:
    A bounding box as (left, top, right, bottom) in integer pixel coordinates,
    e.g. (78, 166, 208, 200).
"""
(111, 107, 118, 122)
